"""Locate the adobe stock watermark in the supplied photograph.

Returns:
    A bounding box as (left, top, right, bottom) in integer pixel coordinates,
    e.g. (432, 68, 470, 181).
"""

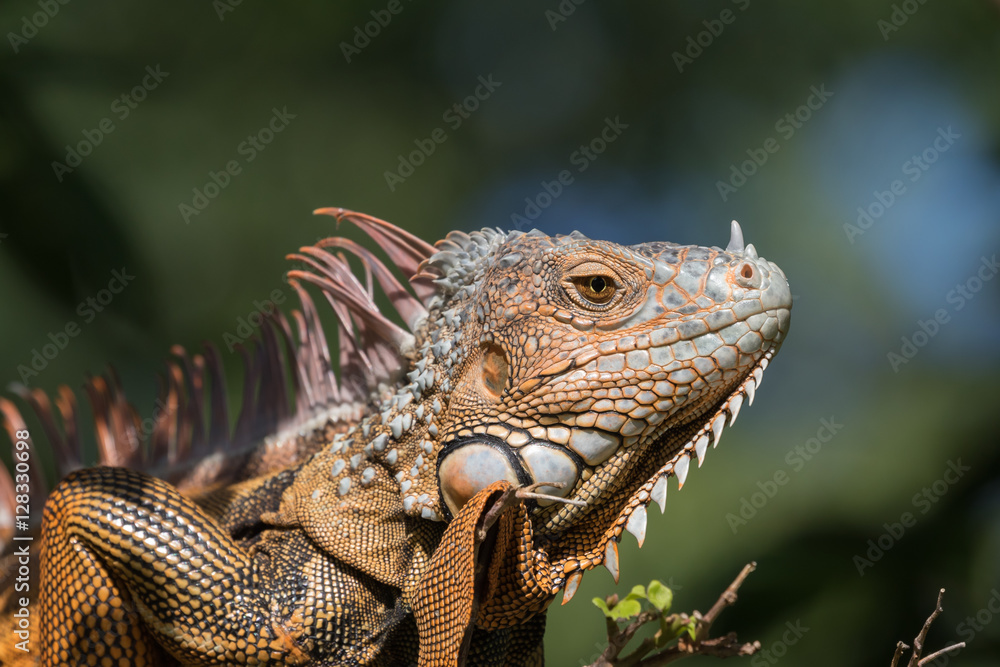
(545, 0, 586, 31)
(725, 416, 844, 535)
(877, 0, 932, 41)
(9, 427, 33, 654)
(340, 0, 415, 63)
(672, 0, 751, 73)
(887, 253, 997, 372)
(50, 65, 169, 182)
(178, 106, 296, 224)
(853, 458, 970, 576)
(14, 267, 135, 384)
(221, 288, 287, 352)
(508, 116, 628, 230)
(7, 0, 71, 54)
(213, 0, 243, 21)
(716, 84, 833, 202)
(749, 620, 809, 666)
(844, 126, 959, 244)
(726, 417, 844, 534)
(384, 74, 502, 192)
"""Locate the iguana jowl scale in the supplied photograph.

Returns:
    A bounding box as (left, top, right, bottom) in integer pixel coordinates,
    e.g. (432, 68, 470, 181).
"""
(0, 209, 791, 666)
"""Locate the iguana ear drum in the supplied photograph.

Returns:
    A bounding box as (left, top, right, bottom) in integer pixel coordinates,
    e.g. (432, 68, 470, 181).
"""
(480, 343, 509, 399)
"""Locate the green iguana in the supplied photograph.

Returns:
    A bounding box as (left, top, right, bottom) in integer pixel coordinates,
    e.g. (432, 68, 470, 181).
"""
(0, 208, 791, 666)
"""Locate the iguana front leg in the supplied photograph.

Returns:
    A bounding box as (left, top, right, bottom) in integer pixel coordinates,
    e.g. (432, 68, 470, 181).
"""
(40, 467, 310, 666)
(412, 480, 552, 667)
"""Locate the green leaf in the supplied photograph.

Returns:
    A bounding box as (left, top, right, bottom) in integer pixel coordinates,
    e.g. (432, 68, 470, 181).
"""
(646, 580, 673, 612)
(608, 598, 642, 620)
(624, 584, 647, 602)
(592, 597, 613, 617)
(683, 619, 698, 641)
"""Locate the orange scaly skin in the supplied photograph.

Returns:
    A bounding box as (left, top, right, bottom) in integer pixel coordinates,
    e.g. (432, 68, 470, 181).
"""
(0, 210, 790, 666)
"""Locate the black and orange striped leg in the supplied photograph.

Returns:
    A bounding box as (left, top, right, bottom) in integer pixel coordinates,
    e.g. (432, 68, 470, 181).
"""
(39, 467, 309, 666)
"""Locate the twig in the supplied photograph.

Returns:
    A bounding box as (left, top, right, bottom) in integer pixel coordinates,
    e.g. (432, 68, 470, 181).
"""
(891, 642, 910, 667)
(585, 563, 760, 667)
(641, 634, 760, 666)
(917, 643, 965, 666)
(697, 561, 756, 641)
(908, 589, 946, 666)
(890, 589, 964, 667)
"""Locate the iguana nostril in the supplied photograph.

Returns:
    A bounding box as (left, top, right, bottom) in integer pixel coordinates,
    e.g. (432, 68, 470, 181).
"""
(736, 261, 760, 288)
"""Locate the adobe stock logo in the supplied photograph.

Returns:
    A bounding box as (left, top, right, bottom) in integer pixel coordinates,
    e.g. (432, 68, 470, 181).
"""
(716, 84, 833, 202)
(15, 268, 135, 384)
(339, 0, 415, 63)
(750, 620, 809, 666)
(221, 289, 287, 353)
(671, 0, 752, 73)
(508, 116, 628, 229)
(51, 65, 170, 182)
(544, 0, 587, 31)
(887, 254, 997, 372)
(853, 459, 970, 576)
(843, 126, 960, 244)
(7, 0, 72, 54)
(383, 75, 502, 192)
(179, 107, 296, 224)
(877, 0, 932, 41)
(725, 417, 844, 534)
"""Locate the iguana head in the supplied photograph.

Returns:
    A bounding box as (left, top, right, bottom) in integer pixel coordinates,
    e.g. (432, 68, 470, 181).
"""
(425, 220, 789, 516)
(345, 213, 791, 599)
(239, 209, 791, 604)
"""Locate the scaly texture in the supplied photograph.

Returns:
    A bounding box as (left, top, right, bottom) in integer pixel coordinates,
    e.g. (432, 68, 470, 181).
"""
(0, 210, 791, 666)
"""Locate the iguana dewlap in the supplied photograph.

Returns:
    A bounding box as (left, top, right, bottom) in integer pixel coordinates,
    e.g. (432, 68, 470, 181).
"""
(0, 210, 791, 666)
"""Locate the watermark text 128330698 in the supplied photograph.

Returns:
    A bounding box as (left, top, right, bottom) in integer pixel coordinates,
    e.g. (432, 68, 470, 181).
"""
(10, 428, 34, 653)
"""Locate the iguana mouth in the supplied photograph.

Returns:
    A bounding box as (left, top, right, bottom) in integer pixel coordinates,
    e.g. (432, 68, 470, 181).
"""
(546, 346, 779, 603)
(437, 341, 774, 524)
(548, 321, 783, 517)
(431, 342, 779, 601)
(605, 346, 776, 533)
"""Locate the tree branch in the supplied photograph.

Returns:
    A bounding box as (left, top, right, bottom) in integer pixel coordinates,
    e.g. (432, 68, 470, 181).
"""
(890, 589, 965, 667)
(917, 643, 965, 666)
(891, 642, 910, 667)
(697, 562, 756, 641)
(908, 589, 946, 667)
(585, 563, 760, 667)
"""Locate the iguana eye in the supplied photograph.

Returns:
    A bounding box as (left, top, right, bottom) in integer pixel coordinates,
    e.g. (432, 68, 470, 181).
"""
(572, 275, 616, 304)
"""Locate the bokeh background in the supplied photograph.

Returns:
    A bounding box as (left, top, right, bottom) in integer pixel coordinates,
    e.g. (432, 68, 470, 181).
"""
(1, 1, 999, 665)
